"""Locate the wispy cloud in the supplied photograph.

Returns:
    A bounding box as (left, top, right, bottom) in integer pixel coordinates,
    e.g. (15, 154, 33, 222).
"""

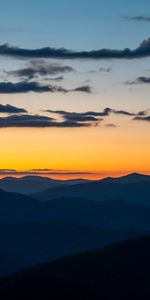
(0, 81, 92, 94)
(45, 107, 139, 119)
(0, 104, 27, 114)
(0, 107, 149, 128)
(0, 169, 95, 176)
(133, 116, 150, 122)
(126, 76, 150, 85)
(1, 38, 150, 60)
(124, 16, 150, 22)
(6, 60, 75, 81)
(105, 123, 117, 128)
(0, 114, 95, 128)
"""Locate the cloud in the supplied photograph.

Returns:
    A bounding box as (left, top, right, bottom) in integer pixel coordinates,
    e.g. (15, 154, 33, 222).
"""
(1, 38, 150, 60)
(137, 110, 149, 116)
(88, 67, 112, 74)
(6, 60, 74, 80)
(112, 109, 135, 116)
(46, 107, 137, 119)
(0, 114, 94, 128)
(124, 16, 150, 22)
(0, 169, 95, 176)
(0, 81, 92, 94)
(0, 104, 27, 113)
(48, 76, 64, 81)
(126, 76, 150, 85)
(99, 67, 112, 72)
(105, 123, 117, 127)
(0, 107, 149, 128)
(133, 116, 150, 122)
(71, 85, 92, 93)
(45, 107, 150, 126)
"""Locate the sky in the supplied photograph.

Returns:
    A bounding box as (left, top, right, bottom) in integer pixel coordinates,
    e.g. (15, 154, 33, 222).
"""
(0, 0, 150, 179)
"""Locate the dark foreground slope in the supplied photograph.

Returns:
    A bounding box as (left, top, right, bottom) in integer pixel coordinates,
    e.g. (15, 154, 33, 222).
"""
(0, 221, 136, 278)
(1, 236, 150, 299)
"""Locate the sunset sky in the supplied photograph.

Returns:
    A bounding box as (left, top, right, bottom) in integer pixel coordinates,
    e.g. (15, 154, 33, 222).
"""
(0, 0, 150, 179)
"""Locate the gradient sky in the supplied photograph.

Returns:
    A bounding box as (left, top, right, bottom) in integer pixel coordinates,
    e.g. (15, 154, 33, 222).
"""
(0, 0, 150, 179)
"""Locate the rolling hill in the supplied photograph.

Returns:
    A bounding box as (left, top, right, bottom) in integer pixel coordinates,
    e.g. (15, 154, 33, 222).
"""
(0, 176, 89, 195)
(0, 221, 138, 277)
(33, 176, 150, 207)
(1, 188, 150, 231)
(1, 236, 150, 299)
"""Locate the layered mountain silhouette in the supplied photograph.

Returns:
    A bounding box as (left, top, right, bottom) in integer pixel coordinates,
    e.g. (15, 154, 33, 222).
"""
(1, 236, 150, 299)
(1, 173, 149, 196)
(0, 221, 138, 277)
(1, 189, 150, 231)
(101, 172, 150, 184)
(0, 176, 89, 195)
(0, 187, 150, 277)
(0, 173, 150, 281)
(33, 173, 150, 206)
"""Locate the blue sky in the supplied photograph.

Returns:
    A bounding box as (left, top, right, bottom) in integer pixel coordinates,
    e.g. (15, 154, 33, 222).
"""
(0, 0, 150, 176)
(0, 0, 150, 49)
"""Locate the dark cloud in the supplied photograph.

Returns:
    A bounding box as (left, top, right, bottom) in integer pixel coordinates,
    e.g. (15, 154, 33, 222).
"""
(126, 77, 150, 85)
(112, 109, 135, 116)
(1, 38, 150, 60)
(46, 108, 111, 117)
(0, 104, 27, 113)
(45, 107, 150, 126)
(137, 110, 149, 116)
(0, 108, 149, 128)
(46, 107, 136, 119)
(0, 81, 92, 94)
(71, 85, 92, 93)
(124, 16, 150, 22)
(0, 114, 93, 128)
(6, 60, 74, 80)
(133, 116, 150, 122)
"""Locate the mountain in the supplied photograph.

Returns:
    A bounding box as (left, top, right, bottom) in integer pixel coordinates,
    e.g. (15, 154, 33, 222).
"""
(101, 172, 150, 184)
(0, 221, 138, 278)
(0, 176, 89, 195)
(34, 178, 150, 207)
(1, 236, 150, 299)
(1, 173, 149, 196)
(0, 188, 43, 223)
(43, 197, 150, 231)
(1, 188, 150, 231)
(1, 187, 150, 231)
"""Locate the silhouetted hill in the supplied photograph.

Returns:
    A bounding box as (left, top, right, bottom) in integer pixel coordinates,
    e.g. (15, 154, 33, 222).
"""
(0, 221, 138, 277)
(0, 189, 43, 223)
(1, 189, 150, 230)
(1, 236, 150, 299)
(1, 173, 149, 196)
(0, 176, 89, 195)
(101, 172, 150, 184)
(34, 179, 150, 206)
(43, 197, 150, 231)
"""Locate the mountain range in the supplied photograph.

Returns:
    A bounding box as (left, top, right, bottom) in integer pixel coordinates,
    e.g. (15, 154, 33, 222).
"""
(33, 173, 150, 207)
(0, 173, 150, 279)
(0, 176, 89, 195)
(0, 172, 150, 196)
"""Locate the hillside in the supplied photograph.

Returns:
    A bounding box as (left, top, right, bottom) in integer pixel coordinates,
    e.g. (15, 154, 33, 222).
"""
(1, 236, 150, 299)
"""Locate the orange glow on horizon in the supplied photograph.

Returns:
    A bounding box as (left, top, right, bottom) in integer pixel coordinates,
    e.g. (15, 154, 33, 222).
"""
(0, 120, 150, 178)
